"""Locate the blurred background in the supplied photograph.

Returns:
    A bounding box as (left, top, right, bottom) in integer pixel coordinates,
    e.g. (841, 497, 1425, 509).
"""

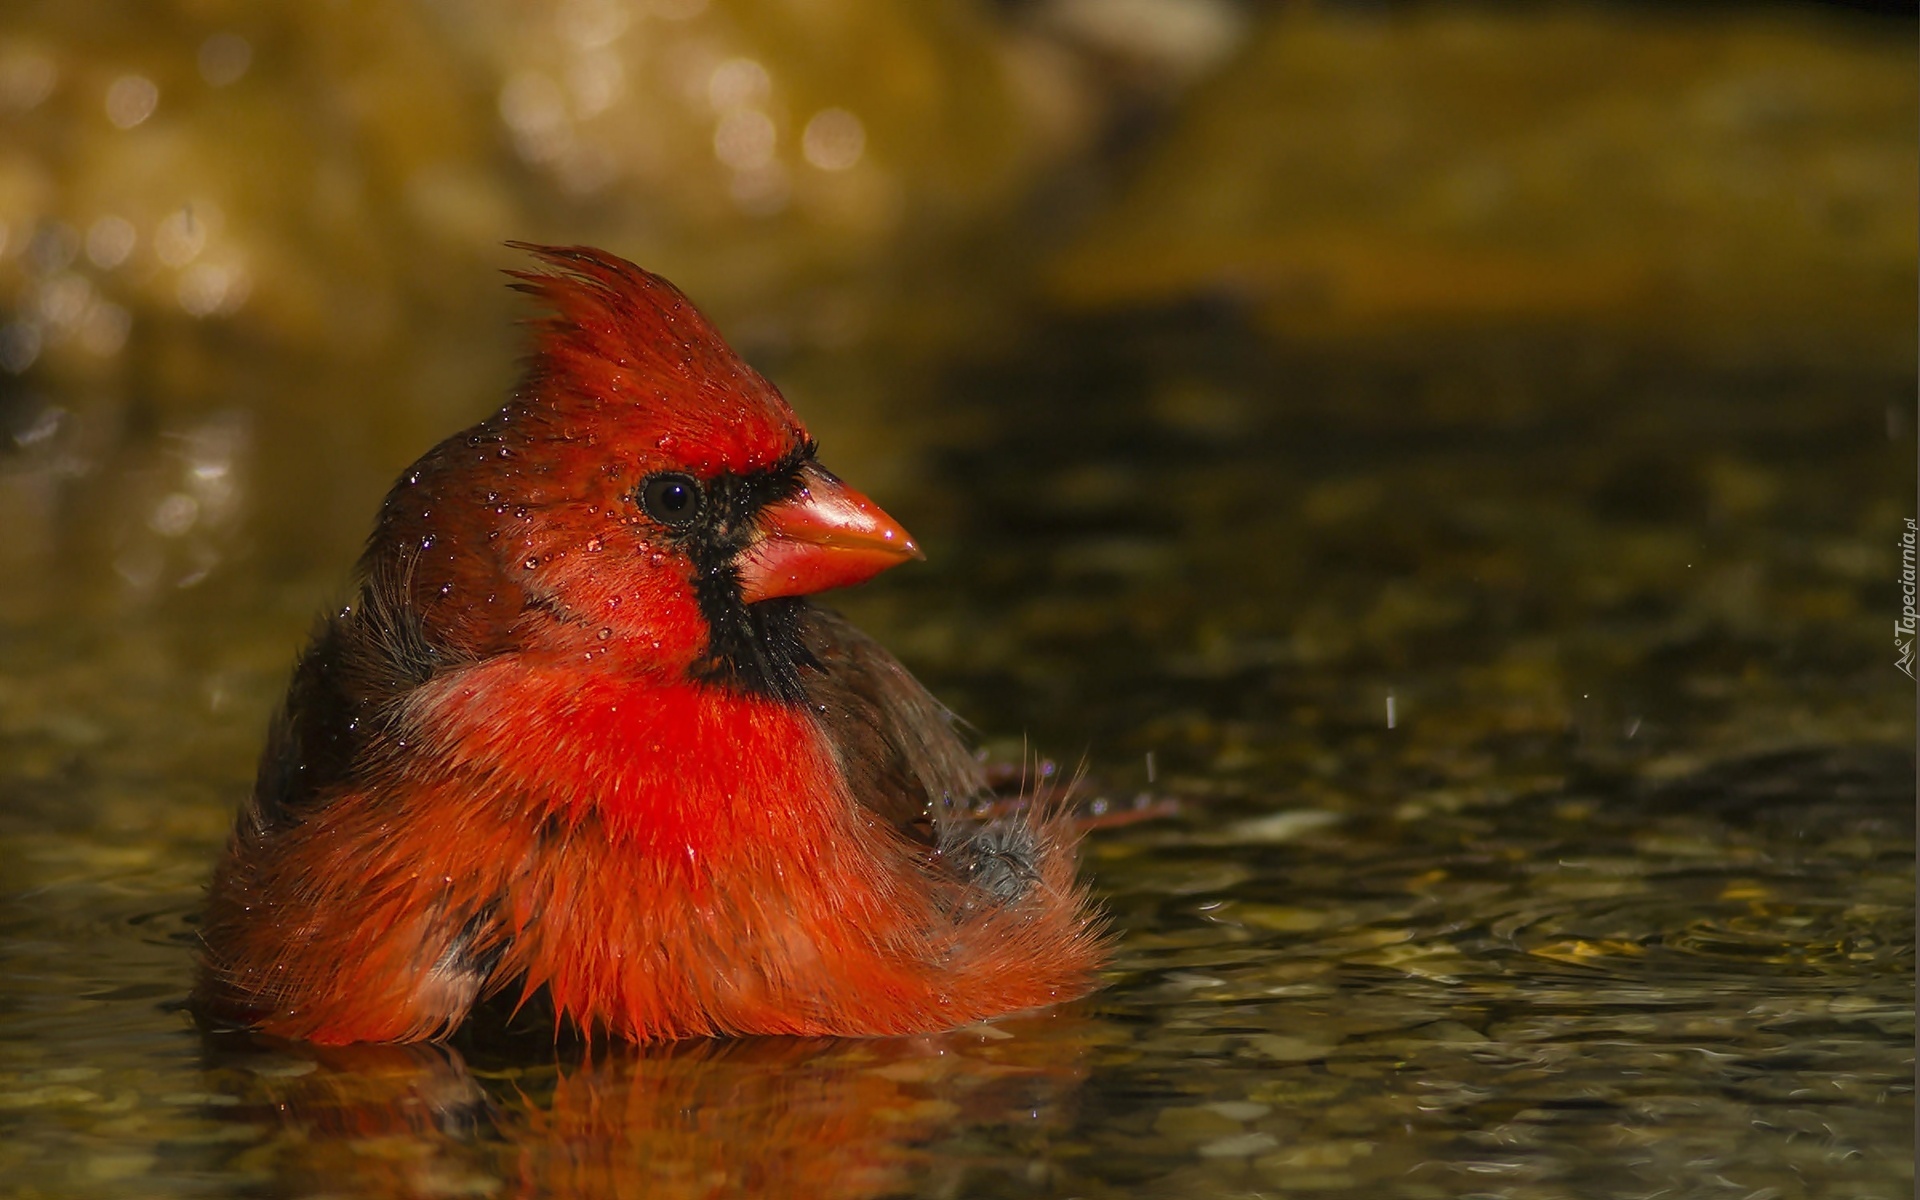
(1, 0, 1913, 604)
(0, 1, 1913, 1197)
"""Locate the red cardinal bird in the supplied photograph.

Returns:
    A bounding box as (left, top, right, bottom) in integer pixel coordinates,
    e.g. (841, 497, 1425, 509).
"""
(194, 245, 1104, 1044)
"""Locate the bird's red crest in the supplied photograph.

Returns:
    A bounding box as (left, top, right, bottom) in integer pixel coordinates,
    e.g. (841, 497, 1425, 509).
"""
(505, 243, 806, 477)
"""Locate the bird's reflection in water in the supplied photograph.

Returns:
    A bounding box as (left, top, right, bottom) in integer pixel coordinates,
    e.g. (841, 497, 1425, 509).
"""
(202, 1009, 1100, 1198)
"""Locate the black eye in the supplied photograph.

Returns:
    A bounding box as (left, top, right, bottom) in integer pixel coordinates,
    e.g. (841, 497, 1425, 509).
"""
(640, 473, 704, 527)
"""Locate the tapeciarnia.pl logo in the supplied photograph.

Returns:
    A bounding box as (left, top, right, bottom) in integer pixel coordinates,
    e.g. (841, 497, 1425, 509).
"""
(1898, 517, 1916, 679)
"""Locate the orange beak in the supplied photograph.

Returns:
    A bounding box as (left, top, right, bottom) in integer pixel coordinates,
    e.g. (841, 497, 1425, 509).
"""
(736, 462, 922, 603)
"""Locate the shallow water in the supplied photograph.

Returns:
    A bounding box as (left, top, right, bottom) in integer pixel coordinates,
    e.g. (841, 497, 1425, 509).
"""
(2, 309, 1912, 1198)
(2, 3, 1915, 1197)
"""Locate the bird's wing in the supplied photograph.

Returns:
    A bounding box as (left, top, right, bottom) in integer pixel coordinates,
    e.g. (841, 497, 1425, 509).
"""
(798, 607, 987, 844)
